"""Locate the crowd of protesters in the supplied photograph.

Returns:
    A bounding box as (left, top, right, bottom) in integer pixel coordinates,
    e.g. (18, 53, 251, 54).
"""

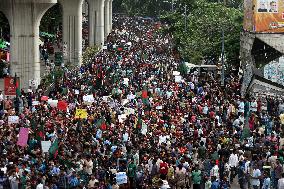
(0, 16, 284, 189)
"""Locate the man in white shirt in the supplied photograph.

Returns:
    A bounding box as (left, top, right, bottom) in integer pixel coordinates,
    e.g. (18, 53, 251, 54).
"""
(278, 173, 284, 189)
(229, 149, 238, 183)
(251, 165, 261, 189)
(36, 180, 44, 189)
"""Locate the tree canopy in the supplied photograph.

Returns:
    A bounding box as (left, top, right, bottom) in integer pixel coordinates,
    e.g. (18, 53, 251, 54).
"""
(113, 0, 243, 66)
(163, 0, 243, 65)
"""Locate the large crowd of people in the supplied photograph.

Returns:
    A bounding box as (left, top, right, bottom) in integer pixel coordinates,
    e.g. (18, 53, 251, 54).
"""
(0, 16, 284, 189)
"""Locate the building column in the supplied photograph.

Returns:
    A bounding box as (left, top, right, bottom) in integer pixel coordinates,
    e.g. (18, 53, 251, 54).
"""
(104, 0, 110, 38)
(109, 0, 113, 33)
(60, 0, 83, 66)
(88, 0, 105, 47)
(0, 0, 57, 89)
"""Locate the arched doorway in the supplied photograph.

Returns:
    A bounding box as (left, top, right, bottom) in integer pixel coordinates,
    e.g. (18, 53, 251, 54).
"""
(0, 11, 10, 79)
(39, 3, 63, 77)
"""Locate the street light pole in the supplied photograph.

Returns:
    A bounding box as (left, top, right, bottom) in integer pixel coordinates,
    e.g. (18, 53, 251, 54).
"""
(184, 4, 187, 32)
(221, 29, 225, 87)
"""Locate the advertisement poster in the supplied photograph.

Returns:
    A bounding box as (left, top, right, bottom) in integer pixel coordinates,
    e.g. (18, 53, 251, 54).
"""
(4, 77, 16, 96)
(244, 0, 284, 32)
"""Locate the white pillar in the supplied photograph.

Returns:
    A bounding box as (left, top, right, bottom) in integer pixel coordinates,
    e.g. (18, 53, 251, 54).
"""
(89, 0, 105, 47)
(60, 0, 83, 66)
(104, 0, 110, 38)
(0, 0, 57, 89)
(88, 0, 96, 47)
(109, 0, 113, 33)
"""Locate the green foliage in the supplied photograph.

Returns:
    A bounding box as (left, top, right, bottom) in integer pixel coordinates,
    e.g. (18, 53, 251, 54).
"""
(82, 46, 100, 65)
(41, 68, 64, 86)
(178, 62, 189, 76)
(0, 12, 9, 39)
(40, 3, 62, 35)
(164, 0, 243, 66)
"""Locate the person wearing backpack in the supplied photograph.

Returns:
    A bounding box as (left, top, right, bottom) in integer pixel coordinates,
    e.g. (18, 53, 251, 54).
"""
(192, 166, 202, 189)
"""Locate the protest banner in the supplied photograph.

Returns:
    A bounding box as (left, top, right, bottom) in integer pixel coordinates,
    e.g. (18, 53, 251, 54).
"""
(175, 75, 182, 83)
(41, 141, 51, 153)
(48, 99, 58, 108)
(75, 109, 88, 119)
(57, 101, 68, 111)
(32, 101, 40, 106)
(17, 128, 29, 147)
(8, 116, 19, 124)
(83, 95, 95, 104)
(4, 77, 16, 96)
(173, 71, 180, 76)
(116, 172, 128, 185)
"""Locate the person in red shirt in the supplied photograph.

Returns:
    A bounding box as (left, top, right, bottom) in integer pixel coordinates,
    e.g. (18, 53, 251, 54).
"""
(160, 159, 169, 179)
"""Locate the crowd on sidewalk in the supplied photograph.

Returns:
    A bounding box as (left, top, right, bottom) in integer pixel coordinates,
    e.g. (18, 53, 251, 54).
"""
(0, 16, 284, 189)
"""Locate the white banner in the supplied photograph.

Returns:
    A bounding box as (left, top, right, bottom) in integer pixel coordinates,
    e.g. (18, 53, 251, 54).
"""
(8, 116, 19, 124)
(47, 99, 58, 108)
(116, 172, 127, 185)
(41, 141, 51, 153)
(83, 95, 95, 103)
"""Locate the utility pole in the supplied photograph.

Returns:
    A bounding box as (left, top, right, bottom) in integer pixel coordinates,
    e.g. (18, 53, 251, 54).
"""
(171, 0, 174, 12)
(184, 4, 187, 32)
(221, 29, 225, 87)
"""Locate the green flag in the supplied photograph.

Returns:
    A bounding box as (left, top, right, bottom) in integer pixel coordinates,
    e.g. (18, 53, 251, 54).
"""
(49, 139, 59, 158)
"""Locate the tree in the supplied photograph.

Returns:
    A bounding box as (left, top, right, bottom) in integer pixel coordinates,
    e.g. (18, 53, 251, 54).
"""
(163, 0, 243, 66)
(40, 3, 63, 34)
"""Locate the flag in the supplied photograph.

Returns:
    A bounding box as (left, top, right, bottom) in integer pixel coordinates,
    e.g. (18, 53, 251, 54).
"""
(57, 100, 68, 111)
(135, 117, 142, 129)
(49, 139, 59, 158)
(14, 74, 20, 97)
(97, 118, 107, 130)
(35, 123, 44, 141)
(141, 90, 148, 99)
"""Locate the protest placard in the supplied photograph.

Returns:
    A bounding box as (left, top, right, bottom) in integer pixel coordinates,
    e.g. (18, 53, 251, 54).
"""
(116, 172, 127, 185)
(48, 99, 58, 108)
(17, 128, 29, 147)
(8, 116, 19, 124)
(32, 101, 40, 106)
(173, 71, 180, 76)
(41, 141, 51, 153)
(175, 75, 182, 83)
(75, 109, 88, 119)
(83, 95, 94, 103)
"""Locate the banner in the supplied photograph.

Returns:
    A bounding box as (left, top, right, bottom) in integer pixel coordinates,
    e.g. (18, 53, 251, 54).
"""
(244, 0, 284, 32)
(8, 116, 19, 124)
(47, 99, 58, 108)
(175, 75, 182, 83)
(17, 128, 29, 147)
(4, 77, 17, 96)
(57, 101, 68, 111)
(116, 172, 128, 185)
(75, 109, 88, 119)
(83, 95, 95, 104)
(41, 141, 52, 153)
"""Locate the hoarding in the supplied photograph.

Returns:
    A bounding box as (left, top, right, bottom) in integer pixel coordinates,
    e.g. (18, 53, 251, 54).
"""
(4, 77, 16, 96)
(244, 0, 284, 33)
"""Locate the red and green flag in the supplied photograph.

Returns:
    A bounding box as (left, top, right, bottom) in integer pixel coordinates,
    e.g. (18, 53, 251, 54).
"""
(35, 123, 44, 141)
(49, 139, 59, 158)
(14, 74, 20, 97)
(97, 118, 107, 130)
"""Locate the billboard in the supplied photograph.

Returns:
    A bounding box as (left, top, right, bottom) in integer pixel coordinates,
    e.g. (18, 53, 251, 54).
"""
(244, 0, 284, 33)
(4, 77, 16, 96)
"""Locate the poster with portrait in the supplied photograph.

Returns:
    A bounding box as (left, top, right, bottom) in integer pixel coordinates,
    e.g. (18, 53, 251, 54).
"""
(244, 0, 284, 32)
